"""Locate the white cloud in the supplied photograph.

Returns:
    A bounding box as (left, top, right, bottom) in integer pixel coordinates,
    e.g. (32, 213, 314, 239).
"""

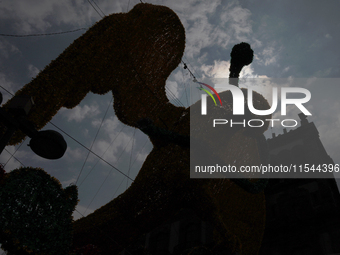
(0, 40, 20, 59)
(83, 128, 89, 137)
(201, 60, 230, 78)
(89, 117, 138, 165)
(92, 131, 135, 165)
(222, 5, 252, 41)
(166, 80, 180, 99)
(92, 116, 121, 136)
(262, 46, 278, 66)
(283, 66, 290, 73)
(133, 150, 149, 165)
(163, 0, 243, 59)
(63, 147, 86, 162)
(325, 34, 332, 39)
(240, 64, 259, 78)
(61, 103, 100, 122)
(0, 0, 93, 33)
(28, 64, 40, 78)
(201, 59, 266, 79)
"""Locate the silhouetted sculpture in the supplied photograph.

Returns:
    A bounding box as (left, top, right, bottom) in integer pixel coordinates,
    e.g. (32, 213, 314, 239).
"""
(0, 3, 271, 255)
(229, 42, 254, 87)
(0, 167, 78, 254)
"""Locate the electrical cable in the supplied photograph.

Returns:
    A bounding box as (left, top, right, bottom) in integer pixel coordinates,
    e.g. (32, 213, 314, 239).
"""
(78, 123, 127, 187)
(91, 0, 106, 17)
(111, 135, 151, 201)
(83, 168, 111, 215)
(127, 0, 131, 12)
(1, 86, 132, 181)
(0, 86, 13, 97)
(4, 148, 25, 168)
(181, 59, 202, 104)
(181, 64, 190, 107)
(0, 28, 87, 38)
(76, 98, 113, 185)
(50, 121, 134, 182)
(126, 128, 136, 189)
(87, 0, 104, 18)
(183, 55, 202, 80)
(4, 138, 26, 168)
(111, 174, 126, 200)
(113, 130, 136, 165)
(83, 129, 136, 214)
(165, 86, 185, 107)
(130, 136, 150, 170)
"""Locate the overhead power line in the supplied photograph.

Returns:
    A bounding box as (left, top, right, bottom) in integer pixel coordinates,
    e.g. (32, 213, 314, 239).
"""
(91, 0, 106, 17)
(0, 28, 87, 38)
(50, 122, 134, 182)
(0, 86, 134, 182)
(78, 124, 127, 187)
(4, 148, 26, 168)
(87, 0, 105, 18)
(181, 60, 197, 81)
(75, 98, 113, 185)
(4, 138, 26, 168)
(0, 86, 13, 96)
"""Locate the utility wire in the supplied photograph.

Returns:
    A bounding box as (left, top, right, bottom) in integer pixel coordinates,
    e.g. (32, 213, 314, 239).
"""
(180, 64, 190, 107)
(84, 169, 111, 215)
(0, 28, 87, 38)
(91, 0, 106, 17)
(0, 86, 13, 96)
(1, 86, 134, 182)
(111, 135, 149, 201)
(126, 128, 136, 189)
(181, 58, 203, 104)
(4, 138, 26, 168)
(111, 174, 126, 200)
(76, 98, 113, 185)
(111, 134, 150, 201)
(113, 130, 136, 165)
(4, 148, 25, 168)
(111, 135, 151, 201)
(78, 124, 127, 187)
(130, 136, 150, 169)
(87, 0, 104, 18)
(183, 55, 201, 80)
(165, 86, 185, 107)
(50, 121, 134, 182)
(0, 86, 25, 169)
(84, 128, 136, 214)
(182, 60, 198, 82)
(127, 0, 131, 12)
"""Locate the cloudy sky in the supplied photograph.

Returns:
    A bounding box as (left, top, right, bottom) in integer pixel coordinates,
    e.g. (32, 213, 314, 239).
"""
(0, 0, 339, 228)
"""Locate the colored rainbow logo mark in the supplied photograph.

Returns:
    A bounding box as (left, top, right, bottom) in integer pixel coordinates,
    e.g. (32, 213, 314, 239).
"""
(196, 82, 223, 106)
